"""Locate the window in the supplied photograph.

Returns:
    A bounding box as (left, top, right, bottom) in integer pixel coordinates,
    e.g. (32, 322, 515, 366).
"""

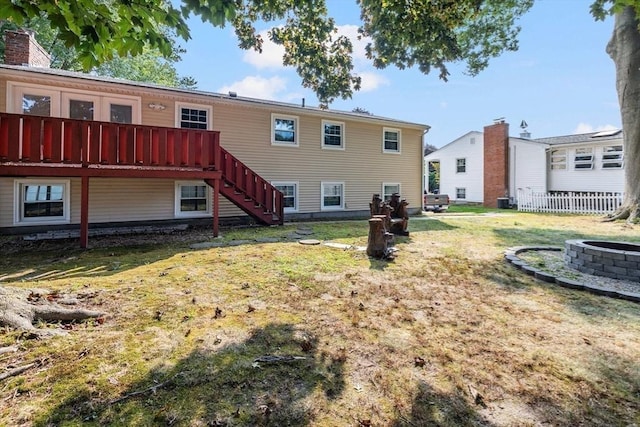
(272, 114, 299, 146)
(550, 149, 567, 170)
(102, 97, 140, 124)
(10, 84, 60, 116)
(9, 83, 140, 123)
(272, 182, 298, 212)
(574, 147, 594, 170)
(176, 103, 212, 129)
(456, 158, 466, 173)
(62, 93, 100, 121)
(175, 182, 211, 217)
(14, 179, 70, 225)
(383, 128, 401, 153)
(456, 187, 466, 199)
(322, 120, 345, 149)
(602, 145, 623, 169)
(382, 183, 401, 202)
(321, 182, 344, 210)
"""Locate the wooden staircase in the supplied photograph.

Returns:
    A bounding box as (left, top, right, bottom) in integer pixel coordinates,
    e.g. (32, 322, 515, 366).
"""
(207, 146, 284, 226)
(0, 112, 284, 229)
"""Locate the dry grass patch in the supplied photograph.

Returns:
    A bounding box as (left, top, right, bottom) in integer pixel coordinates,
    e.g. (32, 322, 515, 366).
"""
(0, 214, 639, 426)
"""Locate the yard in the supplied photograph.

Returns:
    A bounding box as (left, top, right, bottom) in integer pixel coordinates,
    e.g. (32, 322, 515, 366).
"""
(0, 211, 639, 426)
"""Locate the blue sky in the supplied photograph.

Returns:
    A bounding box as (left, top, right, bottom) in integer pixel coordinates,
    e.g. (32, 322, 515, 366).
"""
(173, 0, 620, 148)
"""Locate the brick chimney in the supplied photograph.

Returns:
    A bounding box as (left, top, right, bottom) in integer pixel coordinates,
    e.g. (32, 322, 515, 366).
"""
(4, 30, 51, 68)
(483, 120, 509, 208)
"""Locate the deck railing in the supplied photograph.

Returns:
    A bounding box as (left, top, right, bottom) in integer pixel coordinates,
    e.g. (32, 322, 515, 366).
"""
(0, 112, 283, 224)
(0, 112, 221, 169)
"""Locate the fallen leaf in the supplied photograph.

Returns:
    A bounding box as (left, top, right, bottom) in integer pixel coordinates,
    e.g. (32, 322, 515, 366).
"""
(414, 356, 426, 367)
(214, 307, 223, 319)
(247, 305, 256, 313)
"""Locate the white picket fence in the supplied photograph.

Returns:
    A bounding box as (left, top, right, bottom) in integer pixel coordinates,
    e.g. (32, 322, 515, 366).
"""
(516, 190, 623, 215)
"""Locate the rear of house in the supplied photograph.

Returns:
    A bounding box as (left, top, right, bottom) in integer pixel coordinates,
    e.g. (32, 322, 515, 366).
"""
(0, 32, 428, 238)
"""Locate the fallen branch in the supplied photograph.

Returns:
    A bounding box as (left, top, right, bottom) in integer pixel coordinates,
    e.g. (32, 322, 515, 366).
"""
(253, 355, 307, 363)
(109, 374, 180, 405)
(0, 360, 41, 382)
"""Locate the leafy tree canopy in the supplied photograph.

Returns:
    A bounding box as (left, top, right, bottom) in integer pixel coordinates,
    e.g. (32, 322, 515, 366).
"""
(0, 0, 548, 107)
(0, 15, 197, 89)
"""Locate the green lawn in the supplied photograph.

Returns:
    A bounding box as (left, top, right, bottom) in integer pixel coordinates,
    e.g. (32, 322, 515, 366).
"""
(0, 212, 639, 426)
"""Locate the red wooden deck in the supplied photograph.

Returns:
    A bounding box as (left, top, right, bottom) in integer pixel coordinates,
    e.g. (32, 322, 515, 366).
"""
(0, 113, 284, 247)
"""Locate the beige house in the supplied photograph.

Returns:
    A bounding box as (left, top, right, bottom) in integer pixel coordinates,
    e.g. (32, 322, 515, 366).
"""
(0, 31, 429, 246)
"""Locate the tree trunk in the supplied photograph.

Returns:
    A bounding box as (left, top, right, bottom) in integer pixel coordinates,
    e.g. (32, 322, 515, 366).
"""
(605, 7, 640, 222)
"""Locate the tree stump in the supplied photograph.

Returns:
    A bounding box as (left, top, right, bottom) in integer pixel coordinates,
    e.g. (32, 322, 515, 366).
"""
(366, 218, 394, 258)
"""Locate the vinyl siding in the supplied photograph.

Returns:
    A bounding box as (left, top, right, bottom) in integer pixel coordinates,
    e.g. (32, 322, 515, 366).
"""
(0, 68, 426, 229)
(425, 132, 484, 202)
(548, 142, 625, 193)
(509, 139, 548, 201)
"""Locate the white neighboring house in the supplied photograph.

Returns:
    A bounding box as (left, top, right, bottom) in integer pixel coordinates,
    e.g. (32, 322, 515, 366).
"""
(424, 122, 624, 207)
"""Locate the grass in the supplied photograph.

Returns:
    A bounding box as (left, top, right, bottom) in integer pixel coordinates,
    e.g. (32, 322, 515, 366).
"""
(1, 212, 639, 426)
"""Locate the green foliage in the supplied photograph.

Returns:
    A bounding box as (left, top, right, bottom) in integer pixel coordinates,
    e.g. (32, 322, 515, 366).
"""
(357, 0, 534, 80)
(3, 0, 638, 106)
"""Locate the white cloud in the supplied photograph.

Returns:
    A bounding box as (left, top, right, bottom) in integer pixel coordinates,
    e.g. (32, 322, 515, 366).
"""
(218, 76, 287, 100)
(573, 122, 619, 134)
(357, 71, 389, 92)
(242, 30, 286, 70)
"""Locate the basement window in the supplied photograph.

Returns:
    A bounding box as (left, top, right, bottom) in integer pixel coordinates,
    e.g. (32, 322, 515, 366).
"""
(175, 181, 211, 218)
(14, 179, 70, 225)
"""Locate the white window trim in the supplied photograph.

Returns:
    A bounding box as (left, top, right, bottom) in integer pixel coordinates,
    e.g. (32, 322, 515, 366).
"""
(103, 96, 141, 125)
(321, 120, 345, 150)
(574, 147, 594, 171)
(456, 158, 467, 174)
(271, 113, 299, 146)
(602, 145, 624, 169)
(8, 82, 61, 117)
(13, 179, 70, 225)
(61, 92, 101, 121)
(174, 181, 212, 218)
(550, 149, 567, 170)
(7, 82, 141, 123)
(175, 102, 213, 130)
(382, 182, 401, 201)
(271, 181, 299, 213)
(455, 187, 466, 200)
(321, 181, 345, 211)
(382, 127, 401, 154)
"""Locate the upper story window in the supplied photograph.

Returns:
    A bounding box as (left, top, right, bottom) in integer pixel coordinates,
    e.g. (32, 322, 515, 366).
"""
(383, 127, 401, 153)
(272, 114, 299, 146)
(176, 103, 211, 130)
(550, 149, 567, 170)
(8, 82, 140, 123)
(322, 120, 345, 149)
(456, 158, 466, 173)
(574, 147, 594, 170)
(602, 145, 623, 169)
(13, 179, 70, 225)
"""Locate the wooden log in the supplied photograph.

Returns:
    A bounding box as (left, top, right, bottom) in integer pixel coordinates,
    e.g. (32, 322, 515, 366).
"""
(366, 218, 393, 258)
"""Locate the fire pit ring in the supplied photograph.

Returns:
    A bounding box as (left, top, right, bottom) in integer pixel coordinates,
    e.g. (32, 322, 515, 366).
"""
(565, 239, 640, 282)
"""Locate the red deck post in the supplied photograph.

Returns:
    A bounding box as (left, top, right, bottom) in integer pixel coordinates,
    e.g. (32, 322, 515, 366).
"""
(80, 175, 90, 248)
(213, 178, 220, 237)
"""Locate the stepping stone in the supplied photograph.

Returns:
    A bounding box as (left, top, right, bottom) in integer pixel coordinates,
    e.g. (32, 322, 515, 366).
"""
(299, 239, 321, 245)
(295, 229, 314, 235)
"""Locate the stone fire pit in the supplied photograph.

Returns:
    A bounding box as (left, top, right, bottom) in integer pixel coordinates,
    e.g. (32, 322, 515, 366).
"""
(565, 240, 640, 282)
